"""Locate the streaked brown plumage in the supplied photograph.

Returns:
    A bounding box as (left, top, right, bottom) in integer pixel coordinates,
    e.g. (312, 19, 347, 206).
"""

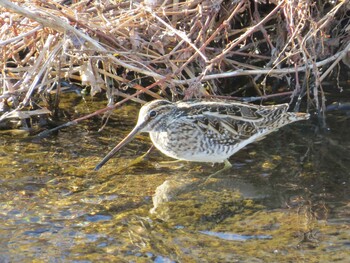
(94, 99, 309, 170)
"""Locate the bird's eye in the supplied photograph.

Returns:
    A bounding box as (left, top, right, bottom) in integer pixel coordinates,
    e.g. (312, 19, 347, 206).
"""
(149, 110, 157, 118)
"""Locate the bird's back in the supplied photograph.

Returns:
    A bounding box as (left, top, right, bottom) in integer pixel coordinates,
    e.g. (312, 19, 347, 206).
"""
(149, 100, 309, 163)
(174, 100, 304, 142)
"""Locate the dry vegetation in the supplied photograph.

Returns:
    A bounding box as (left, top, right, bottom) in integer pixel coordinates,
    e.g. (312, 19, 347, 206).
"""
(0, 0, 349, 131)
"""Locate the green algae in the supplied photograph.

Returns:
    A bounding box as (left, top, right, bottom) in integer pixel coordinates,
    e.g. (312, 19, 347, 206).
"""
(0, 97, 349, 262)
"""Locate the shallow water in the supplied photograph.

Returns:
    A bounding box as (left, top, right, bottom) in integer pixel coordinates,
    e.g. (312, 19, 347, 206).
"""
(0, 97, 349, 262)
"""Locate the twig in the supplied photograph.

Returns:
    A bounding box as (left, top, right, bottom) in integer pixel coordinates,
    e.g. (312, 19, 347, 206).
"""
(173, 49, 346, 84)
(320, 41, 350, 82)
(35, 75, 173, 138)
(146, 7, 208, 62)
(0, 0, 104, 50)
(209, 1, 284, 65)
(0, 25, 43, 46)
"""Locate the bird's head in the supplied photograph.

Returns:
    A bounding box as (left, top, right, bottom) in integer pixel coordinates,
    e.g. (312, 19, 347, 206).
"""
(94, 99, 174, 170)
(136, 99, 175, 132)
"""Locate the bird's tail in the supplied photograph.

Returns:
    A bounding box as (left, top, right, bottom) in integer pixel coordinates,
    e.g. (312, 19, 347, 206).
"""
(286, 112, 310, 122)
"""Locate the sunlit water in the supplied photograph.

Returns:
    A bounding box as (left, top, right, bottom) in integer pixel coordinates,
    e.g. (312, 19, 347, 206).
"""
(0, 97, 349, 262)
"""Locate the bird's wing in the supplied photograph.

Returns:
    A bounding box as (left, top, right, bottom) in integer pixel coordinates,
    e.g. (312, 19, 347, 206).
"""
(177, 101, 289, 145)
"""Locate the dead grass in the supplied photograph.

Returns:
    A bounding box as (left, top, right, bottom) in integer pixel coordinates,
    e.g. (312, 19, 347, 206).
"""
(0, 0, 349, 130)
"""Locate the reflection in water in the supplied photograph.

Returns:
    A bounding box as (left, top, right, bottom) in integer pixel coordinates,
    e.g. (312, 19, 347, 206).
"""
(0, 100, 349, 262)
(151, 178, 202, 216)
(199, 230, 272, 241)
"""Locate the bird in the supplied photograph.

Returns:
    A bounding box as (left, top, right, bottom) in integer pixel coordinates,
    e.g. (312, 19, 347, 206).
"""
(94, 99, 310, 171)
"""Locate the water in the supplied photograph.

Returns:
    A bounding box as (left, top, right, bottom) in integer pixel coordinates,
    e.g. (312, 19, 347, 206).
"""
(0, 97, 349, 262)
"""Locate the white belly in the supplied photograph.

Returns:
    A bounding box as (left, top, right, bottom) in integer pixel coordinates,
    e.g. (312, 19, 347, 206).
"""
(148, 129, 269, 164)
(149, 131, 230, 163)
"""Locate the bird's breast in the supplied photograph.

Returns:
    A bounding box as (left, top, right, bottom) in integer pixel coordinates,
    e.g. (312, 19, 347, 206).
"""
(148, 123, 232, 163)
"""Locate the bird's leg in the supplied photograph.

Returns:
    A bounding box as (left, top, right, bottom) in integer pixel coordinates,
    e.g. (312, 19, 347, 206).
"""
(204, 159, 232, 182)
(223, 159, 233, 170)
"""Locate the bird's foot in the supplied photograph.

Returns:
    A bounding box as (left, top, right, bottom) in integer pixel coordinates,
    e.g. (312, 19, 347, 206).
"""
(155, 159, 186, 170)
(127, 155, 147, 167)
(113, 147, 153, 173)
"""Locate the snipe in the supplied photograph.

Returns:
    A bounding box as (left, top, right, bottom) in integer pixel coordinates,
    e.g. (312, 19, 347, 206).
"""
(94, 99, 309, 171)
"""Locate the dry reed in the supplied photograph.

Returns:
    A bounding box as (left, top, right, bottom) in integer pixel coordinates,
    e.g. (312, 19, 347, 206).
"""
(0, 0, 349, 131)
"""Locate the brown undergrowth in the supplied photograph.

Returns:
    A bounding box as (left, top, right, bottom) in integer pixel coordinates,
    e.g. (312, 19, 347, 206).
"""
(0, 0, 349, 132)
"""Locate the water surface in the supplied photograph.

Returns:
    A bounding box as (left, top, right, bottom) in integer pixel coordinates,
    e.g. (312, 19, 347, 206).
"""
(0, 97, 349, 262)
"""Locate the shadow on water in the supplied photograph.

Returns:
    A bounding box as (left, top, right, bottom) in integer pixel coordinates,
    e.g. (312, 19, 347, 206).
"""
(0, 96, 349, 262)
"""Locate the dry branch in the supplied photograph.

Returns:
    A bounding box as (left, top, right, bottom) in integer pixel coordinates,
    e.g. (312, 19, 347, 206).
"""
(0, 0, 349, 131)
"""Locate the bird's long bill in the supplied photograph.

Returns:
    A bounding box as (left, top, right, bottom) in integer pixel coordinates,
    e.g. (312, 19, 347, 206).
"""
(94, 123, 145, 171)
